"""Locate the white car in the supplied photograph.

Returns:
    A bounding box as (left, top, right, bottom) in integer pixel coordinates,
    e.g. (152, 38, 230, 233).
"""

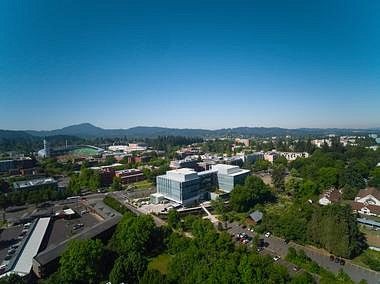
(264, 232, 271, 238)
(273, 255, 281, 261)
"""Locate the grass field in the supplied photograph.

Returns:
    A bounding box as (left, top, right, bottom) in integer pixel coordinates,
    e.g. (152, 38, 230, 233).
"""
(360, 225, 380, 247)
(70, 147, 99, 156)
(131, 179, 153, 190)
(148, 254, 172, 274)
(352, 249, 380, 271)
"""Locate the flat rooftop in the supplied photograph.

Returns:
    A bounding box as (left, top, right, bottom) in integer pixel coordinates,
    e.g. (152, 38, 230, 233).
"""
(162, 168, 199, 182)
(212, 164, 249, 175)
(34, 216, 121, 267)
(13, 178, 57, 189)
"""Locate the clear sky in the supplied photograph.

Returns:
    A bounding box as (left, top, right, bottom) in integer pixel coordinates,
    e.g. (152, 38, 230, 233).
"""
(1, 0, 379, 130)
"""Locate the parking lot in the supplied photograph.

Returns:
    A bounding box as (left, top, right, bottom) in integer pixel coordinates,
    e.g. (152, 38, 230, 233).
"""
(0, 225, 24, 263)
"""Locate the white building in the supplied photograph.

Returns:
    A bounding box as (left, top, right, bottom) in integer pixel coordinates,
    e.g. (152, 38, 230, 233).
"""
(108, 143, 147, 153)
(354, 187, 380, 206)
(318, 188, 342, 206)
(352, 187, 380, 217)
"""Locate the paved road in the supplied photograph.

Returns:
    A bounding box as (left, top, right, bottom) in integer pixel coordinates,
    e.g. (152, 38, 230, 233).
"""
(227, 222, 380, 284)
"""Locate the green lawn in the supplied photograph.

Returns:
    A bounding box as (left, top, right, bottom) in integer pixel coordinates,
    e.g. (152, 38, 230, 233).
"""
(148, 254, 172, 274)
(131, 179, 153, 190)
(352, 249, 380, 272)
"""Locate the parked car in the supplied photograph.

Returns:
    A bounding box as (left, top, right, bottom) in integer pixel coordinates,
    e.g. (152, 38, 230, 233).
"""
(0, 264, 7, 273)
(292, 266, 300, 272)
(7, 248, 15, 255)
(11, 243, 19, 249)
(329, 255, 335, 261)
(273, 255, 281, 261)
(339, 259, 345, 266)
(335, 257, 340, 263)
(72, 223, 84, 230)
(265, 232, 271, 238)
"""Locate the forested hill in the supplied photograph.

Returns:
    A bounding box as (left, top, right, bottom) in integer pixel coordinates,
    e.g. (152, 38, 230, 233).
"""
(10, 123, 380, 139)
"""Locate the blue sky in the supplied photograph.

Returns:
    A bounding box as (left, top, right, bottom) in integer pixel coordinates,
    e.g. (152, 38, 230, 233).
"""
(1, 0, 379, 130)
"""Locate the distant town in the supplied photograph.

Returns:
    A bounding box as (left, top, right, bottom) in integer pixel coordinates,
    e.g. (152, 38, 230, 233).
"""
(0, 127, 379, 283)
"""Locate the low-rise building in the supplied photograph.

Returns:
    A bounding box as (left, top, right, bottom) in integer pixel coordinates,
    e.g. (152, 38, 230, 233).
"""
(13, 178, 57, 191)
(115, 169, 144, 184)
(170, 158, 199, 170)
(244, 152, 264, 164)
(318, 188, 342, 206)
(351, 187, 380, 217)
(354, 187, 380, 206)
(249, 210, 263, 224)
(108, 143, 147, 153)
(264, 151, 279, 163)
(0, 157, 35, 173)
(235, 138, 250, 147)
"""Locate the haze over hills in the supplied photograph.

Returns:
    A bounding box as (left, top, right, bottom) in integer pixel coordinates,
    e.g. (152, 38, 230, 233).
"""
(0, 123, 377, 140)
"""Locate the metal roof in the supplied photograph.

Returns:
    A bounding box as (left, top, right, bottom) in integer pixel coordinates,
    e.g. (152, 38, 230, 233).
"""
(12, 217, 50, 276)
(249, 210, 263, 222)
(357, 218, 380, 228)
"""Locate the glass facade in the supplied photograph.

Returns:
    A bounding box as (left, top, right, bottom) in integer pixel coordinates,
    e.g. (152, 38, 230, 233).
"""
(157, 175, 200, 204)
(217, 171, 250, 192)
(156, 166, 250, 204)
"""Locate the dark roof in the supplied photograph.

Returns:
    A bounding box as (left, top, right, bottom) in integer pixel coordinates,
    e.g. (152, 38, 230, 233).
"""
(351, 202, 380, 215)
(321, 188, 342, 203)
(249, 210, 263, 222)
(357, 187, 380, 200)
(33, 216, 121, 266)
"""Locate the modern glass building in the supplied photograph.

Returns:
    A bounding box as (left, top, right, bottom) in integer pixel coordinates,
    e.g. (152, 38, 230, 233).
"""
(155, 164, 250, 205)
(156, 168, 203, 205)
(211, 164, 250, 192)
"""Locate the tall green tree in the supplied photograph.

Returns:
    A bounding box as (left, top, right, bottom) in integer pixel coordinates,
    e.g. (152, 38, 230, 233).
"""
(272, 164, 286, 190)
(109, 253, 147, 284)
(57, 239, 104, 284)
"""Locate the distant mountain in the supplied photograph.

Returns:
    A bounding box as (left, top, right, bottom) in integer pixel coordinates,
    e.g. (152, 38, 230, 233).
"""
(26, 123, 108, 138)
(15, 123, 379, 139)
(0, 130, 35, 140)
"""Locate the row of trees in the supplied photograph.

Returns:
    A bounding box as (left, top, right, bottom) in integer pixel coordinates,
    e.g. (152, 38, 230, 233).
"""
(258, 203, 366, 258)
(68, 166, 101, 194)
(230, 176, 274, 212)
(289, 147, 380, 198)
(0, 186, 69, 209)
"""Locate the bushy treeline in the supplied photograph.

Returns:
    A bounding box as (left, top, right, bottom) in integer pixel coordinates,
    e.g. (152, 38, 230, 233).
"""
(0, 187, 69, 209)
(230, 175, 274, 212)
(258, 203, 366, 258)
(143, 136, 203, 152)
(40, 214, 319, 284)
(68, 166, 101, 194)
(201, 139, 233, 155)
(289, 147, 380, 199)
